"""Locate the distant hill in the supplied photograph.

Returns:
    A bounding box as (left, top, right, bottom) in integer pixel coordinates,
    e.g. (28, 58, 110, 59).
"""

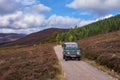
(2, 28, 68, 46)
(0, 33, 26, 44)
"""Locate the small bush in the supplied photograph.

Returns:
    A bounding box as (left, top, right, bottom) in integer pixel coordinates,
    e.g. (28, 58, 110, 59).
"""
(97, 53, 120, 73)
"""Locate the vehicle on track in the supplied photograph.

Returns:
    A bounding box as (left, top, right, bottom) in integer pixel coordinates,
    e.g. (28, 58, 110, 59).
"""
(62, 42, 81, 61)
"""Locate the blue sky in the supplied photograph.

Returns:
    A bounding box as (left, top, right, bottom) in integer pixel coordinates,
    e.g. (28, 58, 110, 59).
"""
(0, 0, 120, 34)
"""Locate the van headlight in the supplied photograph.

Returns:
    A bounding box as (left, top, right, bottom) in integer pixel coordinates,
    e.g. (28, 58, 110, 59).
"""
(77, 51, 80, 55)
(67, 52, 70, 54)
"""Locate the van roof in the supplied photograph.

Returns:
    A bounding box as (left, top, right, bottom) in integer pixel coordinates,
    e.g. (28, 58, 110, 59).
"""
(64, 42, 77, 45)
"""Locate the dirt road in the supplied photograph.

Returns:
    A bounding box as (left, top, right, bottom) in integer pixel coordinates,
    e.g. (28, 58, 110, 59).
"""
(54, 45, 117, 80)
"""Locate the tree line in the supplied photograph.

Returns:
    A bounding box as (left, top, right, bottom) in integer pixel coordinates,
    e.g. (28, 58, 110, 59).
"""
(45, 14, 120, 42)
(55, 15, 120, 42)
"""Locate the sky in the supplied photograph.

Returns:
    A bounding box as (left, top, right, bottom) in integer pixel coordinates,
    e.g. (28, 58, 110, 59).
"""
(0, 0, 120, 34)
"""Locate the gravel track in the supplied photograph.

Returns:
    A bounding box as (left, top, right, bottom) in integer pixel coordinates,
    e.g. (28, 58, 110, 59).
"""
(54, 45, 117, 80)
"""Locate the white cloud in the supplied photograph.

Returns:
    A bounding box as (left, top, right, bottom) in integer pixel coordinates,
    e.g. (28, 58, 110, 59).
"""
(0, 0, 51, 14)
(0, 12, 113, 34)
(19, 0, 37, 5)
(32, 4, 51, 12)
(0, 28, 42, 34)
(78, 14, 113, 26)
(0, 0, 52, 34)
(0, 28, 16, 33)
(0, 13, 81, 33)
(0, 0, 20, 14)
(12, 13, 45, 29)
(67, 0, 120, 14)
(0, 11, 23, 27)
(0, 11, 45, 29)
(78, 20, 94, 27)
(95, 14, 113, 21)
(25, 4, 51, 13)
(46, 15, 80, 28)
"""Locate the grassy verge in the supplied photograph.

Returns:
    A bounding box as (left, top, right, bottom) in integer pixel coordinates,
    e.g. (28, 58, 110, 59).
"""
(0, 43, 63, 80)
(83, 58, 120, 80)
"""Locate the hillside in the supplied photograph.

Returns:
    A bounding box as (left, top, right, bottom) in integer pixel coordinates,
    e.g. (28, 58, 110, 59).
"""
(0, 43, 63, 80)
(54, 14, 120, 42)
(1, 28, 68, 46)
(78, 30, 120, 74)
(0, 33, 25, 44)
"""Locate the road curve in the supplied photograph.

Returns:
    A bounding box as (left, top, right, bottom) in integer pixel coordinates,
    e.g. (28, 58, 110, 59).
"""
(54, 45, 117, 80)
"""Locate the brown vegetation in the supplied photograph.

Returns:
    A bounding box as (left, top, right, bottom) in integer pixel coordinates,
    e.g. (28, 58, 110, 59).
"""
(2, 28, 68, 47)
(0, 43, 62, 80)
(78, 30, 120, 74)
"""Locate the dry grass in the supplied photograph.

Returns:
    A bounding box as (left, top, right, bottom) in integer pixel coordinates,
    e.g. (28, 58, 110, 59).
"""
(83, 58, 120, 80)
(0, 43, 63, 80)
(78, 30, 120, 78)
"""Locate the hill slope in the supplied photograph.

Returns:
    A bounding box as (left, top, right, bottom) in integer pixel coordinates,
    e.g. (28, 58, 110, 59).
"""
(2, 28, 68, 46)
(0, 43, 63, 80)
(54, 14, 120, 42)
(78, 30, 120, 76)
(0, 33, 25, 44)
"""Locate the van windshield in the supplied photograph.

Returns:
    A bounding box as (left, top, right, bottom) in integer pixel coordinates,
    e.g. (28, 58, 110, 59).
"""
(65, 44, 78, 50)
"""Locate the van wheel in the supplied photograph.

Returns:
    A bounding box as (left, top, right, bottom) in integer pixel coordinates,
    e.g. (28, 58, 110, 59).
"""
(78, 57, 80, 61)
(65, 56, 68, 61)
